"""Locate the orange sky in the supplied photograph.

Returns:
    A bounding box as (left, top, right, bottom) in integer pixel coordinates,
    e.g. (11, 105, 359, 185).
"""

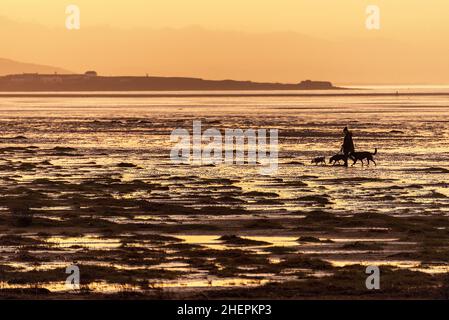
(1, 0, 449, 84)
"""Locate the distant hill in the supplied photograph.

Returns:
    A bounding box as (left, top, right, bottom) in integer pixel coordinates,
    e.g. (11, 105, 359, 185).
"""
(0, 72, 341, 91)
(0, 58, 72, 76)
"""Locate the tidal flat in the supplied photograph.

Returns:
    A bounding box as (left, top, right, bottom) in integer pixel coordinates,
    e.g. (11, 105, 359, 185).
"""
(0, 93, 448, 299)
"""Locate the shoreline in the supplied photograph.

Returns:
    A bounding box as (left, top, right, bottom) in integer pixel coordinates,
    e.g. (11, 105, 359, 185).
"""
(2, 91, 449, 98)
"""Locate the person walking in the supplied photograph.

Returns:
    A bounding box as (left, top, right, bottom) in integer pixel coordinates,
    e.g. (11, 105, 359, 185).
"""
(341, 127, 355, 167)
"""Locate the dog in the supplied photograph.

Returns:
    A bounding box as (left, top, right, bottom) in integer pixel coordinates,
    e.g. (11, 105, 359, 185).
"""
(349, 148, 377, 166)
(329, 154, 346, 165)
(311, 156, 326, 165)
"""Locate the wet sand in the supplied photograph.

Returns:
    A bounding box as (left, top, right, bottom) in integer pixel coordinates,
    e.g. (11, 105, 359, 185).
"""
(0, 93, 448, 299)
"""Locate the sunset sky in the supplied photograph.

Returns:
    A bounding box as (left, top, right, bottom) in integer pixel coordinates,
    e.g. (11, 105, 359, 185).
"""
(1, 0, 449, 84)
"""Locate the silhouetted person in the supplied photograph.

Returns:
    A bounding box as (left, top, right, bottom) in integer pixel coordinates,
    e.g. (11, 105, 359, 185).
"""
(341, 127, 355, 167)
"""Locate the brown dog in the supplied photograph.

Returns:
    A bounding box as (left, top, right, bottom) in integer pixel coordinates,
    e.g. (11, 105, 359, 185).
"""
(311, 156, 326, 165)
(329, 154, 346, 165)
(349, 148, 377, 166)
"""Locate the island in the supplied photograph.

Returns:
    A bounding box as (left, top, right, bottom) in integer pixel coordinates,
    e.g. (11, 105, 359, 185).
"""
(0, 71, 341, 91)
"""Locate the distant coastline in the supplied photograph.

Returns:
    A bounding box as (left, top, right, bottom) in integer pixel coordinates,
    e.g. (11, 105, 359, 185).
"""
(3, 72, 449, 98)
(3, 92, 449, 98)
(0, 71, 342, 92)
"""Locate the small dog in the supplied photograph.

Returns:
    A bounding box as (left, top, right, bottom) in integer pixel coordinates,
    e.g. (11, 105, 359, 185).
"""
(349, 148, 377, 166)
(329, 154, 346, 165)
(311, 156, 326, 165)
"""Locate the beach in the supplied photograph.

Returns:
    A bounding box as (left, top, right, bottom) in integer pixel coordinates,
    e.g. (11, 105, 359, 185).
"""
(0, 90, 448, 299)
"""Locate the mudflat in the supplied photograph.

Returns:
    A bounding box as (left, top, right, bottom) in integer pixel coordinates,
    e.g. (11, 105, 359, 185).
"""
(0, 93, 448, 299)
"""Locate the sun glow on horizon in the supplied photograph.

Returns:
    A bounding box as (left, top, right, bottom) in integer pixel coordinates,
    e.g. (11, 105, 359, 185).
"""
(1, 0, 449, 84)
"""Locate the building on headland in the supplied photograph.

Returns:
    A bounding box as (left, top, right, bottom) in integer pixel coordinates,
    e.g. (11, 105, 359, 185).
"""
(3, 71, 98, 83)
(298, 80, 333, 89)
(84, 71, 98, 77)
